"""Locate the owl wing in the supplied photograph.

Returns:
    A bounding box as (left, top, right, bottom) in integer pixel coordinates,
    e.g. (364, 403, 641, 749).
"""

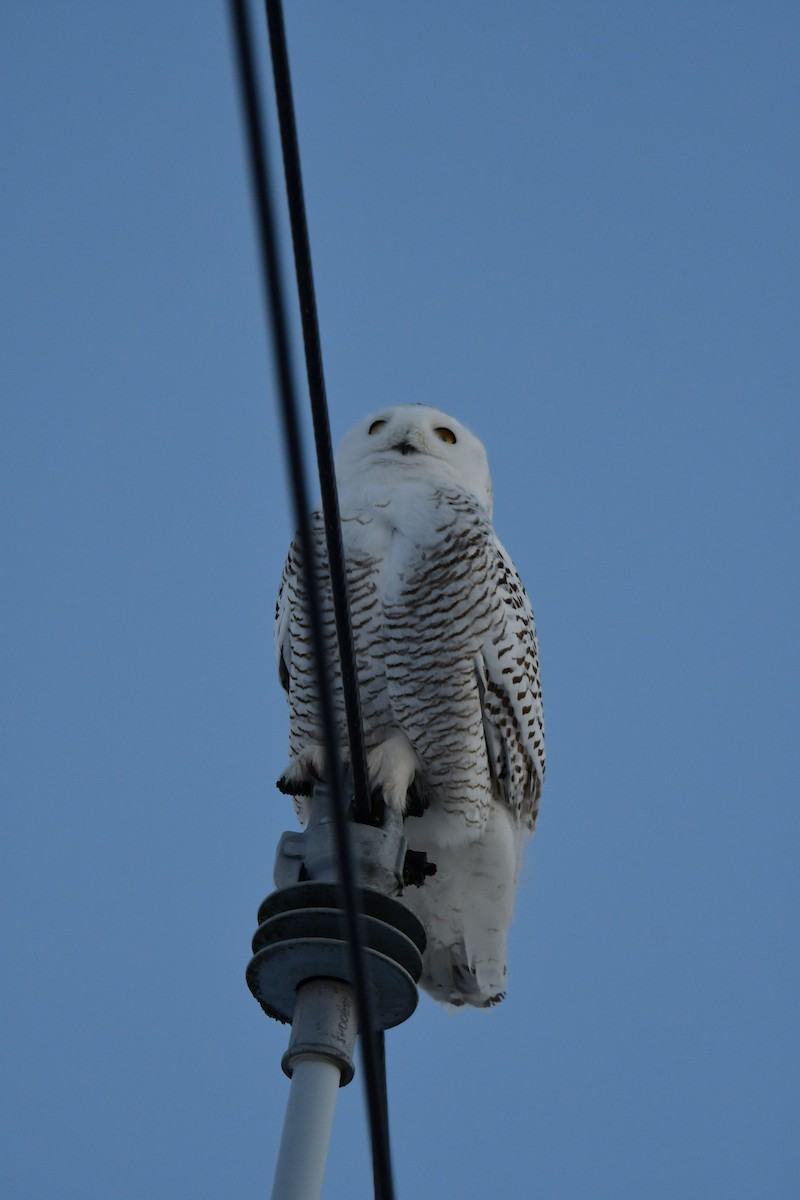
(476, 537, 545, 830)
(274, 514, 336, 740)
(275, 533, 302, 695)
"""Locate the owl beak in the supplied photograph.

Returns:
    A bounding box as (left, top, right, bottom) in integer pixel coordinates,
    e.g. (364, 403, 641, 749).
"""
(393, 439, 418, 456)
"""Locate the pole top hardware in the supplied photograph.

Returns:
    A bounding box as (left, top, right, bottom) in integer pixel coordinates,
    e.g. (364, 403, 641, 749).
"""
(273, 785, 410, 894)
(246, 787, 427, 1038)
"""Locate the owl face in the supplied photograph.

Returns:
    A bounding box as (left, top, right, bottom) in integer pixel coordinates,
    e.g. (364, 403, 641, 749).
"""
(336, 405, 493, 516)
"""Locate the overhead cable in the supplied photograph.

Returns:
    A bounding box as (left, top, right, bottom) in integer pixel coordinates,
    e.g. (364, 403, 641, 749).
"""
(227, 3, 395, 1198)
(264, 0, 373, 829)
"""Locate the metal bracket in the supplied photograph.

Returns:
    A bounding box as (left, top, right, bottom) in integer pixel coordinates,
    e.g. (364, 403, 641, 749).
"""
(273, 785, 408, 893)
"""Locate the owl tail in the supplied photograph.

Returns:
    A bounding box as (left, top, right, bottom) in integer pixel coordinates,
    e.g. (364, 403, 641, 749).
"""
(400, 804, 522, 1008)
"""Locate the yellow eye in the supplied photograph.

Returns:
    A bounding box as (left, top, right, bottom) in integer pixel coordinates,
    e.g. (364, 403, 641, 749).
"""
(368, 419, 387, 435)
(434, 426, 457, 444)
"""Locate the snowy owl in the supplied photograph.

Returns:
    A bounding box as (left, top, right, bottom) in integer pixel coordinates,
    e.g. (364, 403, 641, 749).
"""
(275, 405, 545, 1007)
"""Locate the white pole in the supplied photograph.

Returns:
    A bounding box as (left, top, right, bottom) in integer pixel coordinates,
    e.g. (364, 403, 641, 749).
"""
(271, 1055, 342, 1200)
(270, 979, 358, 1200)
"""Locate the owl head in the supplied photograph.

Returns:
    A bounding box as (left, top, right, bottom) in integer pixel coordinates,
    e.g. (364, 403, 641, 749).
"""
(335, 405, 493, 516)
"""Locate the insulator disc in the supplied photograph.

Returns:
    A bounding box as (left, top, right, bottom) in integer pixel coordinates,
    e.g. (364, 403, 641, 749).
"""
(251, 906, 423, 983)
(255, 881, 426, 953)
(246, 937, 419, 1029)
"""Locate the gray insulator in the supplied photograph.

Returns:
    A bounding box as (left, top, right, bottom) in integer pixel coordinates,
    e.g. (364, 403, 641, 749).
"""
(246, 880, 425, 1032)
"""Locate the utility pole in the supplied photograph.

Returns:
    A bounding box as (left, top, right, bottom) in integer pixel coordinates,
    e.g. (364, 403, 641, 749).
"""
(246, 792, 426, 1200)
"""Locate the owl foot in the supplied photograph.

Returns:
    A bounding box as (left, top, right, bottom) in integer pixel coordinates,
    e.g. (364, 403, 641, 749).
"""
(276, 745, 327, 797)
(366, 732, 421, 817)
(278, 734, 424, 820)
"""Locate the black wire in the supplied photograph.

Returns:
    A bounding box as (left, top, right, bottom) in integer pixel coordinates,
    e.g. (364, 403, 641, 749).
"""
(264, 0, 373, 829)
(260, 9, 396, 1199)
(226, 4, 395, 1199)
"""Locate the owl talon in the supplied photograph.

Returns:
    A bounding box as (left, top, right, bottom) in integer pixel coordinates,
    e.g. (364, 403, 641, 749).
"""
(277, 745, 327, 798)
(276, 774, 314, 797)
(405, 777, 430, 818)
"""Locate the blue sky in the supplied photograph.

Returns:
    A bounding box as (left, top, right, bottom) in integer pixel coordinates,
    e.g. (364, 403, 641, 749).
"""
(2, 2, 798, 1197)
